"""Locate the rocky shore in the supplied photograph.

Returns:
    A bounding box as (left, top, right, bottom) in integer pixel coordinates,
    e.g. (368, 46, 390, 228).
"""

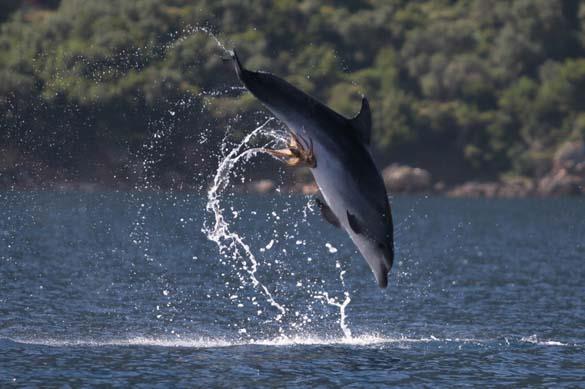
(444, 141, 585, 198)
(3, 142, 584, 198)
(246, 141, 585, 198)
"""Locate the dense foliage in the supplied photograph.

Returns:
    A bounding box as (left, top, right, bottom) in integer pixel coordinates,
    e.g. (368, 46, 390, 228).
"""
(1, 0, 584, 187)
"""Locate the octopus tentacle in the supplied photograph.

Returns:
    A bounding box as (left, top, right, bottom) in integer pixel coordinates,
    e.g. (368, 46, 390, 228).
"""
(263, 132, 316, 168)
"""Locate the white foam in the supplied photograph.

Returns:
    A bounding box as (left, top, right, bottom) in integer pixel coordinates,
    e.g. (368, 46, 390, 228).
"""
(6, 333, 578, 349)
(4, 334, 495, 349)
(7, 329, 576, 351)
(520, 334, 571, 347)
(9, 336, 233, 348)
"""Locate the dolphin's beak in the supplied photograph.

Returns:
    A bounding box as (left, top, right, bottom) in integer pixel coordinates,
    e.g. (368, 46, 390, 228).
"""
(376, 238, 395, 288)
(358, 239, 393, 289)
(379, 243, 394, 288)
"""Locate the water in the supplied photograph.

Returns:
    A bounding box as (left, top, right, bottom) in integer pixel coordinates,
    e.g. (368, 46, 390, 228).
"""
(1, 192, 584, 386)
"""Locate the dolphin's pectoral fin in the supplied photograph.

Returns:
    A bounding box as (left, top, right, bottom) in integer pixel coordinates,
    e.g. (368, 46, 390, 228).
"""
(349, 97, 372, 145)
(346, 211, 363, 234)
(315, 198, 341, 228)
(264, 132, 316, 168)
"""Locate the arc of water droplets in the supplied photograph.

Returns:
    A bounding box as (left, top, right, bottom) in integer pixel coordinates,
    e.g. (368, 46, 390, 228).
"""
(187, 26, 355, 335)
(314, 261, 352, 338)
(204, 119, 288, 321)
(166, 25, 230, 54)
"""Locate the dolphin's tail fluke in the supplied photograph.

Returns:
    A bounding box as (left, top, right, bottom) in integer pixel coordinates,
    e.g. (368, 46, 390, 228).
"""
(230, 49, 247, 82)
(230, 49, 261, 96)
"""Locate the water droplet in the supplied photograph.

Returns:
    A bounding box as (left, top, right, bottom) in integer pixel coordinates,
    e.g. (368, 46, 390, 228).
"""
(325, 243, 338, 253)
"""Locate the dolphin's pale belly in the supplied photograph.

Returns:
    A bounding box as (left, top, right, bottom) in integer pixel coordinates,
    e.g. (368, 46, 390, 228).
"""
(309, 139, 392, 286)
(310, 141, 381, 238)
(310, 144, 357, 224)
(310, 140, 381, 221)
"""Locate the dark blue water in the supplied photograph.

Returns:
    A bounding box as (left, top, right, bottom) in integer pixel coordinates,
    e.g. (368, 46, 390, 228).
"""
(1, 192, 584, 386)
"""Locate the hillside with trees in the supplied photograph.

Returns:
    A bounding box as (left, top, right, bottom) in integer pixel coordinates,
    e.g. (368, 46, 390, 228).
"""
(1, 0, 584, 194)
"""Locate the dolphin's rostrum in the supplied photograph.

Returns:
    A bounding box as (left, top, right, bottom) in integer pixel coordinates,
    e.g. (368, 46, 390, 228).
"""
(231, 50, 394, 288)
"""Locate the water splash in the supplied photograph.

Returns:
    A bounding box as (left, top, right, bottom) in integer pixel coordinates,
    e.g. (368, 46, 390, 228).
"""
(203, 119, 288, 321)
(313, 260, 352, 338)
(132, 26, 358, 338)
(202, 118, 357, 337)
(167, 25, 230, 54)
(124, 25, 252, 328)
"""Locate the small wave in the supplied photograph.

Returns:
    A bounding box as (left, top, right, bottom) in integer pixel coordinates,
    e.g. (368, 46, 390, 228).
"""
(520, 334, 572, 347)
(5, 336, 235, 348)
(3, 334, 480, 349)
(5, 334, 576, 349)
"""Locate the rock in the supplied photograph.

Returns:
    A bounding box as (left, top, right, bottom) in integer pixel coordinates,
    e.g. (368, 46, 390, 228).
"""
(447, 177, 537, 198)
(299, 182, 318, 195)
(538, 169, 584, 196)
(433, 181, 446, 193)
(382, 164, 432, 193)
(533, 140, 585, 196)
(497, 177, 536, 198)
(290, 182, 318, 195)
(248, 179, 275, 194)
(553, 141, 585, 175)
(447, 181, 499, 198)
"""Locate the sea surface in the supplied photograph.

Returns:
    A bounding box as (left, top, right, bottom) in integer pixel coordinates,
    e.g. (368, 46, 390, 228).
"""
(0, 192, 584, 387)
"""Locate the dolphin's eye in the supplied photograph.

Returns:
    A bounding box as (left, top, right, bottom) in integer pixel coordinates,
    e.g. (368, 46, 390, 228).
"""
(377, 242, 386, 250)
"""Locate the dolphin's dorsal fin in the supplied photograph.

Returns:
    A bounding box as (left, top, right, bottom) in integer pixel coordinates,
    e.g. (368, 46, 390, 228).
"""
(315, 197, 341, 228)
(349, 97, 372, 145)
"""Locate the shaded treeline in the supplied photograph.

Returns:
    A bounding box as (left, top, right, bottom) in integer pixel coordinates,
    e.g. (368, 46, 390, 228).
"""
(1, 0, 585, 190)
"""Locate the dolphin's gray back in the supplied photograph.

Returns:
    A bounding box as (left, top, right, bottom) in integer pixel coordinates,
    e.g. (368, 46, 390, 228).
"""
(233, 53, 350, 139)
(233, 54, 380, 185)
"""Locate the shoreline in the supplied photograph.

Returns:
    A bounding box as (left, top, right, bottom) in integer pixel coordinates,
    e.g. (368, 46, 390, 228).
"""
(1, 179, 583, 198)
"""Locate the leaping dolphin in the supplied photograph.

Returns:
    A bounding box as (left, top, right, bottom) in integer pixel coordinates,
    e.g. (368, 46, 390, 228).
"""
(231, 51, 394, 288)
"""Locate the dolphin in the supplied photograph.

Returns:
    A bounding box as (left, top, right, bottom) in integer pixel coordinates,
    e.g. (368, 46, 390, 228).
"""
(230, 51, 394, 288)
